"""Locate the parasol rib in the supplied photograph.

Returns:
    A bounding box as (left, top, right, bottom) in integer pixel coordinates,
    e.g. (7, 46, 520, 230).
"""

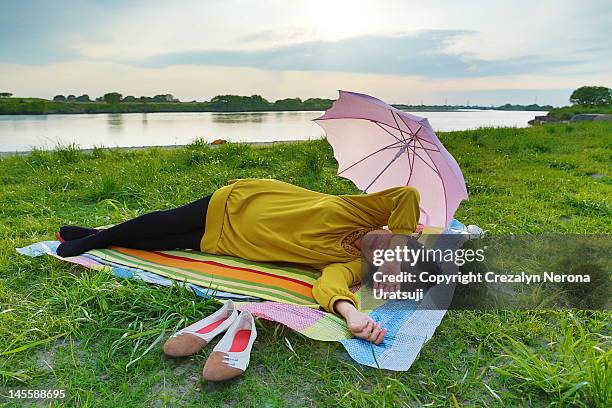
(337, 140, 402, 176)
(362, 146, 407, 193)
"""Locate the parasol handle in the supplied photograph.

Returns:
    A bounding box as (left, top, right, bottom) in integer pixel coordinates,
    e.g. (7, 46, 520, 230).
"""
(419, 206, 431, 226)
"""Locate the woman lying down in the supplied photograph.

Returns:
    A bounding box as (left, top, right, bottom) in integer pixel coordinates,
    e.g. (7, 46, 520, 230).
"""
(57, 178, 420, 348)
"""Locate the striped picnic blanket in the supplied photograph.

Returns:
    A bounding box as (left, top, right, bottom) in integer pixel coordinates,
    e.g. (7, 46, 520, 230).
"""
(17, 240, 447, 371)
(88, 246, 321, 306)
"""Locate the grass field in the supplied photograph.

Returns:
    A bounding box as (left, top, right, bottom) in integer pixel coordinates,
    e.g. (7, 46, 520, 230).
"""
(0, 122, 610, 407)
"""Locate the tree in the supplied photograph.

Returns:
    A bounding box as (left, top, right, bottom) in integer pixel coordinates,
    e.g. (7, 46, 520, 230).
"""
(209, 94, 270, 111)
(273, 97, 303, 110)
(303, 98, 333, 110)
(67, 95, 76, 102)
(153, 94, 176, 102)
(0, 92, 12, 98)
(569, 86, 612, 106)
(122, 95, 137, 102)
(53, 95, 66, 102)
(76, 94, 90, 102)
(103, 92, 122, 104)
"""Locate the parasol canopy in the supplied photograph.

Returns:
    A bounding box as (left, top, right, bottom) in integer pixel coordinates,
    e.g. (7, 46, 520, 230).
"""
(314, 91, 468, 229)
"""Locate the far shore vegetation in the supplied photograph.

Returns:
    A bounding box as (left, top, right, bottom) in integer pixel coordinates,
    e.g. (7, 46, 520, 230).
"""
(2, 86, 610, 118)
(0, 91, 553, 115)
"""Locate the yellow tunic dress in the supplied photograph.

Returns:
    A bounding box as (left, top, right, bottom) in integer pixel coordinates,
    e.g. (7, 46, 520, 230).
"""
(201, 178, 420, 313)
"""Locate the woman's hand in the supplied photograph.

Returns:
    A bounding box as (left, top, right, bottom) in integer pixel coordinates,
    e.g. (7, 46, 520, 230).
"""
(335, 300, 386, 344)
(347, 309, 386, 344)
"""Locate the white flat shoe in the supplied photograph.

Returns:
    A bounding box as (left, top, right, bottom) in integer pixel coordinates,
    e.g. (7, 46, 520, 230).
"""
(163, 300, 237, 358)
(202, 311, 257, 381)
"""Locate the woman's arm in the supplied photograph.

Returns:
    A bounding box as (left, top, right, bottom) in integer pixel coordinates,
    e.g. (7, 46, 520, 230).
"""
(378, 186, 421, 234)
(335, 300, 386, 344)
(312, 260, 387, 344)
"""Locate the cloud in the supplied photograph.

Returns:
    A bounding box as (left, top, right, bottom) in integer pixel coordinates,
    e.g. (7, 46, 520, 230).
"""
(1, 0, 609, 100)
(0, 0, 133, 64)
(138, 30, 585, 78)
(235, 27, 321, 46)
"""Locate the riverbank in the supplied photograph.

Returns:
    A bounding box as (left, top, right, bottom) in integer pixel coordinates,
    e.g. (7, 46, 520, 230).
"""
(1, 122, 610, 406)
(532, 105, 612, 123)
(549, 105, 612, 120)
(0, 140, 302, 157)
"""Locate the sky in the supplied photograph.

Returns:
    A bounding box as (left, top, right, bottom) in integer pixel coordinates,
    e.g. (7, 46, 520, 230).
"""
(0, 0, 610, 106)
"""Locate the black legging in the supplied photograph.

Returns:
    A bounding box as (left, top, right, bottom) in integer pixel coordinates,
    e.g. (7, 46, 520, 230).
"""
(56, 195, 211, 257)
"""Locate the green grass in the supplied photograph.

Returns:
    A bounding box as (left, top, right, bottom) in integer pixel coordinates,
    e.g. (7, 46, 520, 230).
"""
(0, 122, 611, 407)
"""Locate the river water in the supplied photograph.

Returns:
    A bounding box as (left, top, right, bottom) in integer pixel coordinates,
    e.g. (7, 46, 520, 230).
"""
(0, 110, 545, 152)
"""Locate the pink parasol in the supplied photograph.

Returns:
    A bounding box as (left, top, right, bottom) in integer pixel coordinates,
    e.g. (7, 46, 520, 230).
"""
(314, 91, 468, 229)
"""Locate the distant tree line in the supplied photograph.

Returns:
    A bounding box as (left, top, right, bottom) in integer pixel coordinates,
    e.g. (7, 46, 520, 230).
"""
(4, 86, 609, 116)
(51, 93, 178, 104)
(46, 93, 328, 109)
(0, 93, 335, 114)
(393, 103, 553, 111)
(52, 94, 91, 102)
(207, 95, 332, 111)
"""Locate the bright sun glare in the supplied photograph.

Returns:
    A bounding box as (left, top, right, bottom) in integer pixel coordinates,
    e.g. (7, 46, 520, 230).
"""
(307, 0, 378, 40)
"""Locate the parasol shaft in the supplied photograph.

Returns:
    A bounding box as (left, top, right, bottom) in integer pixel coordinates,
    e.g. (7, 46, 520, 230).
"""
(362, 145, 408, 193)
